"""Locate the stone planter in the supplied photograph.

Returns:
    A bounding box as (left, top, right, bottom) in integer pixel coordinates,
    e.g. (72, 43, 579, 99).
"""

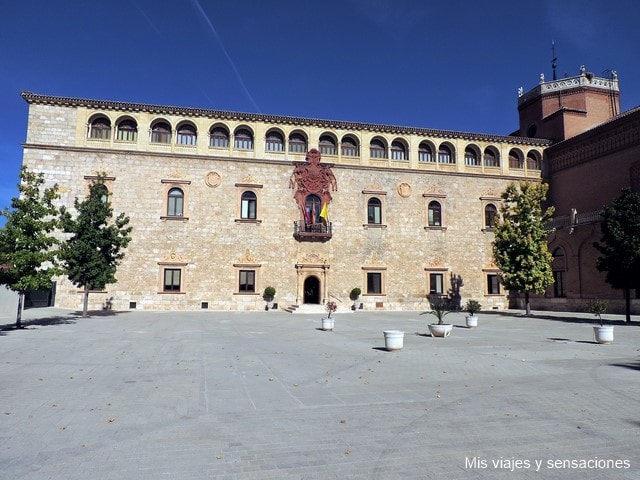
(383, 330, 404, 351)
(593, 325, 614, 344)
(428, 323, 453, 338)
(321, 317, 335, 331)
(465, 315, 478, 328)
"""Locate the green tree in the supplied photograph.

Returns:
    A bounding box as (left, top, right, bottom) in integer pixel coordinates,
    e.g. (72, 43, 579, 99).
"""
(0, 167, 61, 328)
(60, 174, 132, 317)
(492, 181, 555, 316)
(593, 188, 640, 322)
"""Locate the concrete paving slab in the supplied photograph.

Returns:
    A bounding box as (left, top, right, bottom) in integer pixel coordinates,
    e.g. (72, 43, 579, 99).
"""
(1, 308, 639, 479)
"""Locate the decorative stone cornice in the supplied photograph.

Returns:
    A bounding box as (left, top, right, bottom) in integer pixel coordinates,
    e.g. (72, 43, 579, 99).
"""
(20, 91, 550, 146)
(547, 107, 640, 173)
(518, 74, 619, 106)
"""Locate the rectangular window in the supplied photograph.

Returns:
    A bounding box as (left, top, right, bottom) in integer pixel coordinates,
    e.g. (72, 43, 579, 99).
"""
(239, 270, 256, 292)
(487, 274, 500, 294)
(367, 272, 382, 294)
(553, 271, 566, 297)
(429, 273, 444, 294)
(164, 269, 181, 292)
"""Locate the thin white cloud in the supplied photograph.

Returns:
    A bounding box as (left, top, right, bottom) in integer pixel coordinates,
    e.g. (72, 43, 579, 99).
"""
(190, 0, 261, 112)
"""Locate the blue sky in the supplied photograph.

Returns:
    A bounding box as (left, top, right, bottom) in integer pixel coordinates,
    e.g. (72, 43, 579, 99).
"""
(2, 0, 640, 224)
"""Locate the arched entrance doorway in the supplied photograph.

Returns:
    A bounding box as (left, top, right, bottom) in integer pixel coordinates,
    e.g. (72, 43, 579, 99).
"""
(303, 276, 321, 304)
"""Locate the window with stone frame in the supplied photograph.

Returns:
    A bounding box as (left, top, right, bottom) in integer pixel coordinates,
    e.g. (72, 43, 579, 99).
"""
(265, 130, 284, 152)
(391, 140, 406, 160)
(341, 136, 359, 157)
(428, 200, 442, 227)
(239, 269, 256, 292)
(487, 274, 501, 294)
(240, 191, 257, 219)
(210, 126, 230, 148)
(234, 128, 253, 150)
(176, 123, 197, 145)
(116, 118, 137, 142)
(88, 116, 111, 140)
(367, 197, 382, 224)
(367, 272, 382, 294)
(151, 121, 172, 144)
(465, 147, 480, 166)
(483, 148, 500, 167)
(319, 135, 337, 156)
(418, 142, 433, 162)
(484, 203, 498, 228)
(288, 133, 307, 153)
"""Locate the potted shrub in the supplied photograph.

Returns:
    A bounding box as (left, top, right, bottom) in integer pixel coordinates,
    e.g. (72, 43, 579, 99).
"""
(464, 299, 482, 328)
(321, 301, 337, 331)
(421, 298, 454, 337)
(263, 286, 276, 310)
(589, 299, 614, 344)
(349, 287, 361, 311)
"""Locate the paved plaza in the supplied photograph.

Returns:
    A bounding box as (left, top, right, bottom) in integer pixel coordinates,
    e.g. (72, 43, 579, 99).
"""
(1, 307, 639, 479)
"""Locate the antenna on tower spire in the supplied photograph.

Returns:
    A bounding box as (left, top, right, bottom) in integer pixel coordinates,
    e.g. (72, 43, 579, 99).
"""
(551, 41, 557, 81)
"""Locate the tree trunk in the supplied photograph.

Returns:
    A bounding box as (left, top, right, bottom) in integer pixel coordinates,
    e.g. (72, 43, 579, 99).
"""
(82, 285, 90, 318)
(16, 292, 24, 329)
(524, 291, 531, 316)
(624, 287, 631, 322)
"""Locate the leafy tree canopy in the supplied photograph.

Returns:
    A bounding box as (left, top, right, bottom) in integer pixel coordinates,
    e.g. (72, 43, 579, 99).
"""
(0, 167, 61, 327)
(60, 174, 132, 316)
(492, 182, 555, 314)
(593, 188, 640, 321)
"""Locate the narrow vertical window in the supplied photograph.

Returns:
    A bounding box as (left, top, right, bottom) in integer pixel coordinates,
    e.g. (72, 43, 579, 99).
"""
(241, 191, 257, 219)
(487, 274, 500, 294)
(367, 197, 382, 224)
(167, 188, 184, 217)
(367, 272, 382, 294)
(428, 201, 442, 227)
(552, 247, 566, 297)
(429, 273, 444, 294)
(484, 204, 497, 228)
